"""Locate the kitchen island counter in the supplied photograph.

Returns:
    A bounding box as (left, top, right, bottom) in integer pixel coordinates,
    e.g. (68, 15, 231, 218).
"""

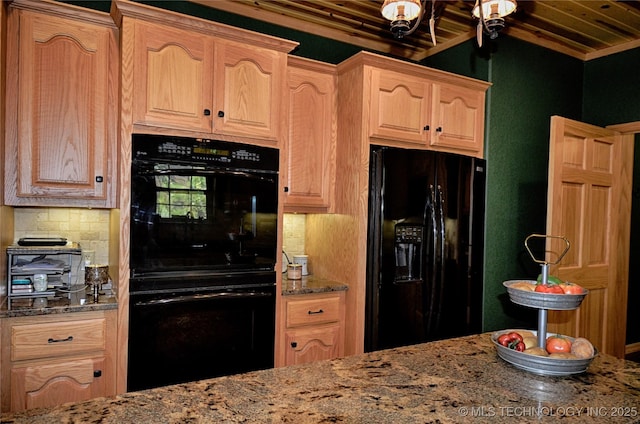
(1, 333, 638, 423)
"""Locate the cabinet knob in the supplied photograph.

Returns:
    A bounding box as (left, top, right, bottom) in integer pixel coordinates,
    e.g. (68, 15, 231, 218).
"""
(291, 342, 297, 348)
(284, 186, 289, 193)
(423, 125, 430, 131)
(95, 176, 103, 183)
(436, 127, 442, 133)
(218, 111, 225, 118)
(93, 370, 102, 378)
(203, 109, 211, 116)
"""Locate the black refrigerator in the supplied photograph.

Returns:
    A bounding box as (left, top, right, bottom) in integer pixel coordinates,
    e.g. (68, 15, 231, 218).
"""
(365, 145, 486, 352)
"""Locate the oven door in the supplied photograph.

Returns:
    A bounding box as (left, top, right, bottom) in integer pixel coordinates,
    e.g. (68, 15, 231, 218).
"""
(127, 284, 275, 392)
(130, 161, 278, 275)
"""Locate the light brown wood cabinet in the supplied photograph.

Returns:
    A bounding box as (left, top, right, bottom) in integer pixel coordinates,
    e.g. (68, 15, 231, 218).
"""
(281, 291, 345, 366)
(131, 19, 290, 144)
(0, 310, 117, 413)
(369, 66, 487, 156)
(4, 0, 118, 208)
(284, 57, 337, 212)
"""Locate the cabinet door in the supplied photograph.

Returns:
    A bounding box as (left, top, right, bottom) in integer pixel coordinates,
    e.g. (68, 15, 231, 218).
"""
(10, 357, 107, 412)
(369, 68, 431, 145)
(133, 20, 214, 132)
(284, 62, 336, 211)
(5, 10, 116, 206)
(284, 324, 341, 366)
(430, 83, 485, 155)
(213, 40, 285, 142)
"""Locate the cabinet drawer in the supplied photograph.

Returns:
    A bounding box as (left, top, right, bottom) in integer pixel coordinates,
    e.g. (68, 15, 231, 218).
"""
(286, 295, 341, 327)
(11, 318, 106, 361)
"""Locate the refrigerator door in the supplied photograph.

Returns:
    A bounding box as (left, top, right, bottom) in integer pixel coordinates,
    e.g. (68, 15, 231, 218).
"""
(429, 154, 485, 340)
(366, 146, 437, 351)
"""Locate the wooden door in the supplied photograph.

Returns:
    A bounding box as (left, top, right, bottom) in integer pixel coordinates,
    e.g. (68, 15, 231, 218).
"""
(546, 116, 633, 358)
(133, 20, 213, 132)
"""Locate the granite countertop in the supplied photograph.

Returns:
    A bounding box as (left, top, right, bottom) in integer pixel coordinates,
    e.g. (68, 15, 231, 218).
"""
(0, 285, 117, 318)
(281, 274, 348, 295)
(2, 333, 638, 423)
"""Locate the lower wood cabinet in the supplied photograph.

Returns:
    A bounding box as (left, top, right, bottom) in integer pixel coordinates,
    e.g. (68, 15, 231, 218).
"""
(0, 310, 117, 413)
(281, 291, 345, 366)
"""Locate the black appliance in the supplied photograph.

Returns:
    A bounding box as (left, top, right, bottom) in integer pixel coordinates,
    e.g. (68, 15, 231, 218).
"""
(127, 134, 279, 391)
(365, 145, 486, 352)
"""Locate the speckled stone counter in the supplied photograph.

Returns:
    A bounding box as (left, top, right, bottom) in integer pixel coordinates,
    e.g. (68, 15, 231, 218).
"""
(2, 333, 638, 423)
(0, 286, 117, 318)
(282, 275, 348, 295)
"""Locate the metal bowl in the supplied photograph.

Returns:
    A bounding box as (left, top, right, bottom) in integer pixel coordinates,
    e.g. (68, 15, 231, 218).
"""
(503, 280, 588, 310)
(492, 330, 597, 376)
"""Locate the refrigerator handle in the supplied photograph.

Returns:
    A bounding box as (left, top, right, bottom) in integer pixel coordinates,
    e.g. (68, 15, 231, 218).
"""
(434, 184, 446, 333)
(424, 184, 438, 334)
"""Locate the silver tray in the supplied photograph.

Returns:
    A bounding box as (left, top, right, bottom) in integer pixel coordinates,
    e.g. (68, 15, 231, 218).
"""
(492, 330, 597, 376)
(503, 280, 588, 310)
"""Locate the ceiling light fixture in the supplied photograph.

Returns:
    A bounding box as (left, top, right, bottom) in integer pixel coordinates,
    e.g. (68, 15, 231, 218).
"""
(472, 0, 517, 44)
(380, 0, 425, 40)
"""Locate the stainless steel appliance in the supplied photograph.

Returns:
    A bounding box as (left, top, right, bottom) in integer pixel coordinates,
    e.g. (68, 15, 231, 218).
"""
(365, 146, 486, 352)
(127, 134, 279, 391)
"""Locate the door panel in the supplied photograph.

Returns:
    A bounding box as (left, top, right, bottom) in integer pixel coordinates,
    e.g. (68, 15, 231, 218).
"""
(546, 116, 633, 358)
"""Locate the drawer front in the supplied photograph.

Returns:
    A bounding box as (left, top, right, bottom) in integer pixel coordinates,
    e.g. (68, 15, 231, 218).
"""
(11, 318, 106, 361)
(286, 295, 341, 327)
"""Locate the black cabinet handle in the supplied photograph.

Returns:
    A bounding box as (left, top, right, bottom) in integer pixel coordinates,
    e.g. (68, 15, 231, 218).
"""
(436, 127, 442, 132)
(284, 187, 289, 193)
(423, 125, 430, 131)
(218, 111, 225, 118)
(95, 176, 103, 183)
(204, 109, 211, 116)
(308, 309, 324, 315)
(291, 342, 297, 348)
(93, 370, 102, 378)
(48, 336, 73, 343)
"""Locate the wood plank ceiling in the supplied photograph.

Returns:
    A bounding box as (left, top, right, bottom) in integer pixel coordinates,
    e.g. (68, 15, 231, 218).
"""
(189, 0, 640, 62)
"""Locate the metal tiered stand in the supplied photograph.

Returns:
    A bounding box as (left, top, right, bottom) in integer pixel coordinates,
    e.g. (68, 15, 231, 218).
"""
(493, 234, 597, 376)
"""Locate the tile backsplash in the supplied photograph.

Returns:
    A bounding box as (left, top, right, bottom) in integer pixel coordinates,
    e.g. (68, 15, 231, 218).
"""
(13, 208, 110, 266)
(282, 213, 306, 257)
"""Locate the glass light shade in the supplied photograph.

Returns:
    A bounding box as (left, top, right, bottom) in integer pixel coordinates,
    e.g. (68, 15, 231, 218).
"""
(472, 0, 517, 18)
(381, 0, 422, 22)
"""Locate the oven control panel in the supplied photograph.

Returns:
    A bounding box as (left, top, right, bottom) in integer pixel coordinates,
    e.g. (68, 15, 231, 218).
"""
(132, 134, 279, 172)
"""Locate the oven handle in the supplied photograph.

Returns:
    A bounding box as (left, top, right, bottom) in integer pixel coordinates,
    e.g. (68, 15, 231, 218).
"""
(135, 166, 276, 182)
(134, 291, 273, 307)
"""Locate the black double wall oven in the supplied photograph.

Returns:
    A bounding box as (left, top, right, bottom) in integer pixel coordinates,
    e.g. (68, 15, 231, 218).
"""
(128, 134, 279, 391)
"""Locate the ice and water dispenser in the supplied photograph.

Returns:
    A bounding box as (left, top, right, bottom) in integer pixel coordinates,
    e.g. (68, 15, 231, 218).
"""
(393, 223, 424, 283)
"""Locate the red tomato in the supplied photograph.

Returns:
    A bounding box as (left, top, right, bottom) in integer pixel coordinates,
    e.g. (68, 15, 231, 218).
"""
(559, 282, 584, 294)
(535, 284, 565, 294)
(546, 335, 572, 354)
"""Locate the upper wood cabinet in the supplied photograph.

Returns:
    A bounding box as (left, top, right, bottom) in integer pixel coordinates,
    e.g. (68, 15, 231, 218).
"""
(430, 83, 486, 154)
(4, 0, 118, 207)
(132, 20, 213, 133)
(352, 52, 490, 158)
(369, 68, 432, 145)
(284, 57, 337, 212)
(116, 1, 298, 144)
